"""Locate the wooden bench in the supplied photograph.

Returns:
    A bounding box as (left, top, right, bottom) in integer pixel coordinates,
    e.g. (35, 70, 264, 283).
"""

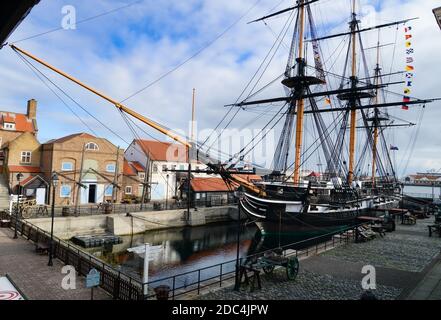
(239, 265, 262, 292)
(355, 226, 376, 242)
(371, 224, 387, 237)
(35, 241, 50, 255)
(428, 224, 441, 238)
(402, 214, 417, 225)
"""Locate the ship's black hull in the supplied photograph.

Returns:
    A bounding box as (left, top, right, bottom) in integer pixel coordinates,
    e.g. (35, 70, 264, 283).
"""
(239, 191, 399, 234)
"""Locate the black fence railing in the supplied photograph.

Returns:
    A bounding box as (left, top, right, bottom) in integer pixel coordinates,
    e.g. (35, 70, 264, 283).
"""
(10, 198, 237, 219)
(5, 211, 360, 300)
(142, 225, 358, 300)
(7, 214, 144, 300)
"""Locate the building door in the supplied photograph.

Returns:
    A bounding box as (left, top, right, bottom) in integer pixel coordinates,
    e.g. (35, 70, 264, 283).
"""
(36, 188, 46, 205)
(88, 184, 97, 203)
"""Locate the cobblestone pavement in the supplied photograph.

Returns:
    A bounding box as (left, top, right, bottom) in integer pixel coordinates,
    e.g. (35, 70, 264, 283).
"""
(200, 217, 441, 300)
(0, 228, 111, 300)
(322, 220, 441, 272)
(199, 268, 400, 300)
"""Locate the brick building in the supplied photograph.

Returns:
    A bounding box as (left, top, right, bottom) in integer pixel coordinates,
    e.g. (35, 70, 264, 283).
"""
(40, 133, 125, 206)
(125, 139, 189, 201)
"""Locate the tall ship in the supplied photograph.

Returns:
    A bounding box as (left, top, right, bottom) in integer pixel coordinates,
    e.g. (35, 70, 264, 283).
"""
(9, 0, 436, 234)
(199, 0, 435, 233)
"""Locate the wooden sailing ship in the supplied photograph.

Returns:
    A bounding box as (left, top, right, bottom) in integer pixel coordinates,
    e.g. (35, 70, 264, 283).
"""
(9, 0, 437, 234)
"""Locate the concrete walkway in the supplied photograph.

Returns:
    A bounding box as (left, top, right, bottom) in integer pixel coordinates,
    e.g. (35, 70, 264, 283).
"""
(0, 227, 111, 300)
(407, 258, 441, 300)
(200, 217, 441, 300)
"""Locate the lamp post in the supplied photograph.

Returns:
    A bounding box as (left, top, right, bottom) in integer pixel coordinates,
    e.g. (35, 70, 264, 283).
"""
(13, 173, 23, 239)
(48, 172, 59, 266)
(165, 174, 169, 210)
(234, 188, 244, 291)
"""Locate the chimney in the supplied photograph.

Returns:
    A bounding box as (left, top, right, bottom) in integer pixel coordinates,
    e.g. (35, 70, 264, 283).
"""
(27, 99, 37, 120)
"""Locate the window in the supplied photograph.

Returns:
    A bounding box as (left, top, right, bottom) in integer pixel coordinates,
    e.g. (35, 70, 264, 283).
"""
(139, 173, 145, 180)
(162, 165, 167, 172)
(172, 165, 176, 171)
(85, 142, 99, 150)
(106, 163, 116, 173)
(60, 185, 72, 198)
(4, 123, 15, 130)
(179, 165, 185, 170)
(125, 186, 132, 195)
(153, 164, 158, 173)
(20, 151, 31, 164)
(61, 162, 73, 171)
(105, 185, 113, 197)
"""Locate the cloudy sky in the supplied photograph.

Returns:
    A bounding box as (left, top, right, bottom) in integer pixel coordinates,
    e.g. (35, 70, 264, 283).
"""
(1, 0, 440, 177)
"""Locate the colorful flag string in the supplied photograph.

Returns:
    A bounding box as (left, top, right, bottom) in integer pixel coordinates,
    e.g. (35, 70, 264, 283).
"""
(402, 25, 414, 110)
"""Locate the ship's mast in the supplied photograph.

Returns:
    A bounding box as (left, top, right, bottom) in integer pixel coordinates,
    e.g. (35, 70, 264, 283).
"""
(371, 31, 381, 186)
(293, 0, 306, 184)
(348, 0, 357, 185)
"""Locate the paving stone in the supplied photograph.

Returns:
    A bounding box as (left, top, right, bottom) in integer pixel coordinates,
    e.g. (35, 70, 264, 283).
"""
(0, 228, 111, 300)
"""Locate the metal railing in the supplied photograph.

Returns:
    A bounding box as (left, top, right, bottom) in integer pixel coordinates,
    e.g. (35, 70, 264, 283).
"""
(4, 210, 361, 300)
(10, 198, 238, 219)
(7, 214, 144, 300)
(142, 225, 358, 300)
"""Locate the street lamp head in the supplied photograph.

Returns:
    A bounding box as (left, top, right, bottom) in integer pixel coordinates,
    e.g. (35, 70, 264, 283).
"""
(16, 172, 23, 181)
(51, 172, 59, 187)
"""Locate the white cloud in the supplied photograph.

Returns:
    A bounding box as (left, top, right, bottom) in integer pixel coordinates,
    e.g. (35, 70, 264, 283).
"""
(0, 0, 440, 176)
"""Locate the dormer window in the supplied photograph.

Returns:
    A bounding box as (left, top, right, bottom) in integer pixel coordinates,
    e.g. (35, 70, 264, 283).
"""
(4, 123, 15, 130)
(85, 142, 99, 151)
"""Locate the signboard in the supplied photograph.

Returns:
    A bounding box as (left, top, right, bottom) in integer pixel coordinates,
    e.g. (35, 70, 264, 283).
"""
(434, 7, 441, 29)
(127, 244, 163, 260)
(86, 268, 100, 288)
(0, 275, 26, 300)
(127, 243, 164, 295)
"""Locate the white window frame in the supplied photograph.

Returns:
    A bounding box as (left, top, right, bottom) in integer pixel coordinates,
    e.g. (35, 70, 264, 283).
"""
(61, 161, 74, 171)
(125, 186, 132, 195)
(4, 123, 15, 130)
(104, 185, 113, 197)
(106, 163, 116, 173)
(153, 164, 158, 173)
(20, 151, 31, 164)
(85, 142, 99, 151)
(60, 185, 72, 198)
(139, 172, 145, 180)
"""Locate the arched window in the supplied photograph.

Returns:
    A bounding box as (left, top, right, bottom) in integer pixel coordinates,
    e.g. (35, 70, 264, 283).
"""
(85, 142, 99, 151)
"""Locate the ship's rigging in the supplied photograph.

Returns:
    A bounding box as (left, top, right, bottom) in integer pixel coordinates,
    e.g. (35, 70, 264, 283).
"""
(8, 0, 440, 199)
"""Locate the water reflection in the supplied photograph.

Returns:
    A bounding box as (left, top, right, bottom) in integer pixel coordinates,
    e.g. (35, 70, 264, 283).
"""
(85, 222, 257, 282)
(82, 221, 346, 288)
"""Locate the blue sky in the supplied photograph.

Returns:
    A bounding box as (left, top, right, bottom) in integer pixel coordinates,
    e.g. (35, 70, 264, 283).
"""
(1, 0, 441, 176)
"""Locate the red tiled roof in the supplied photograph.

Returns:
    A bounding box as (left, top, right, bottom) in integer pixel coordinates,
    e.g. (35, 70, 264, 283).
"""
(190, 178, 232, 192)
(19, 175, 47, 186)
(8, 165, 41, 173)
(0, 113, 35, 133)
(123, 160, 137, 176)
(135, 139, 187, 162)
(45, 132, 96, 144)
(131, 161, 145, 172)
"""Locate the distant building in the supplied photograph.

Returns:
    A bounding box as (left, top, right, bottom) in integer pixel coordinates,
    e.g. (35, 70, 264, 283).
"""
(404, 173, 441, 185)
(40, 133, 125, 206)
(125, 139, 209, 201)
(0, 99, 38, 168)
(122, 159, 144, 201)
(1, 131, 45, 199)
